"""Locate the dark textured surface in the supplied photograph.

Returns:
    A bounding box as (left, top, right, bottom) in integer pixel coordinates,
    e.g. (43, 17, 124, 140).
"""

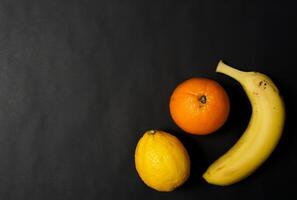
(0, 0, 296, 199)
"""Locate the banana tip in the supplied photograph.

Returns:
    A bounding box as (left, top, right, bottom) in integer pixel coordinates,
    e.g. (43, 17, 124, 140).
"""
(202, 171, 231, 186)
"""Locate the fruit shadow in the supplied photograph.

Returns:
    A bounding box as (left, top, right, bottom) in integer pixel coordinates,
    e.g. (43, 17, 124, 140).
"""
(215, 71, 251, 137)
(163, 129, 209, 188)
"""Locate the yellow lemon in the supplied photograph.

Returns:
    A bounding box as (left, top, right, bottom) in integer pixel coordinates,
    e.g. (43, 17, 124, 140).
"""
(135, 130, 190, 192)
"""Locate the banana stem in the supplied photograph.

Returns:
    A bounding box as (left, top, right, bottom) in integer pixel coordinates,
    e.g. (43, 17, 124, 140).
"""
(216, 60, 246, 82)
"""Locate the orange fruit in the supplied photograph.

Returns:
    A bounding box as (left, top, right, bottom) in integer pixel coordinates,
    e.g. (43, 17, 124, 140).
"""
(169, 78, 230, 135)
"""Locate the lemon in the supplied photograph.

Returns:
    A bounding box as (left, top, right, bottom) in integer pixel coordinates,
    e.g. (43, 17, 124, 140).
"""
(135, 130, 190, 192)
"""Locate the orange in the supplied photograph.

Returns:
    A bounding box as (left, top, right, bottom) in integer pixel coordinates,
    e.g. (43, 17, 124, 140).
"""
(169, 78, 230, 135)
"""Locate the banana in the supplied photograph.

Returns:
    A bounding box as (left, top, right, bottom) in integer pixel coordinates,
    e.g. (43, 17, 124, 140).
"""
(203, 61, 285, 186)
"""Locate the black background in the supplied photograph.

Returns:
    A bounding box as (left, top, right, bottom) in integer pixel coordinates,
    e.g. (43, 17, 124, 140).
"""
(0, 0, 296, 199)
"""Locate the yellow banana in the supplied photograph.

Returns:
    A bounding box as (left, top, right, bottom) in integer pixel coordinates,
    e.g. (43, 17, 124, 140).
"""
(203, 61, 285, 186)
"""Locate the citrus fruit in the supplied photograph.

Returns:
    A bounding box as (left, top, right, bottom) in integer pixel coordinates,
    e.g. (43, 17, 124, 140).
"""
(169, 78, 230, 135)
(135, 130, 190, 192)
